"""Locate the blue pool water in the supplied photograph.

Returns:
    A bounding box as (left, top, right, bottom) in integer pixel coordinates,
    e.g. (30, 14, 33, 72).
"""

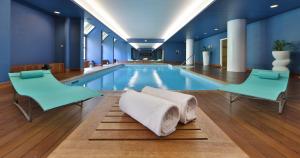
(68, 64, 222, 91)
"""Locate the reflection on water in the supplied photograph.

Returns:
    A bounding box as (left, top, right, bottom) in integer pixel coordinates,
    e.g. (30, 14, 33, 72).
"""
(79, 65, 220, 91)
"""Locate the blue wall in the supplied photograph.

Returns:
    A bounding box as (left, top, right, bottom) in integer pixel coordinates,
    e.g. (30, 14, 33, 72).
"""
(0, 1, 84, 82)
(162, 42, 185, 62)
(247, 8, 300, 72)
(86, 26, 102, 65)
(114, 41, 131, 62)
(194, 32, 227, 64)
(194, 8, 300, 73)
(0, 0, 11, 82)
(54, 17, 66, 63)
(247, 20, 269, 68)
(11, 1, 55, 66)
(102, 35, 114, 63)
(62, 18, 83, 70)
(86, 14, 132, 64)
(68, 18, 83, 69)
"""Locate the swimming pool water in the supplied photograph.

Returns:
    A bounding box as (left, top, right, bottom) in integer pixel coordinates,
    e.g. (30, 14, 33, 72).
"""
(69, 64, 221, 91)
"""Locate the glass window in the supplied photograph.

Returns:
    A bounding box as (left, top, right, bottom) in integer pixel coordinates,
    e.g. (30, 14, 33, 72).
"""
(83, 36, 87, 60)
(102, 31, 109, 41)
(84, 22, 95, 35)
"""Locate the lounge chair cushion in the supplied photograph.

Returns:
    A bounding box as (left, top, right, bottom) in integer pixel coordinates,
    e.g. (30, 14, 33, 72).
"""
(9, 70, 101, 111)
(20, 70, 44, 79)
(254, 71, 280, 80)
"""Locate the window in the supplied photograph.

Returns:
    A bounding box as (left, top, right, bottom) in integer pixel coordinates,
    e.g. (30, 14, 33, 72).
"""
(102, 31, 109, 41)
(83, 35, 87, 60)
(84, 22, 95, 35)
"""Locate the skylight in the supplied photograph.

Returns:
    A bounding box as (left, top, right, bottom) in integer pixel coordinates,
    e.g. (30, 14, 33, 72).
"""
(84, 21, 95, 35)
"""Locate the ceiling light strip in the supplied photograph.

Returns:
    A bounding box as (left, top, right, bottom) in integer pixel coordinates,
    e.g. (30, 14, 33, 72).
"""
(152, 0, 215, 49)
(73, 0, 130, 40)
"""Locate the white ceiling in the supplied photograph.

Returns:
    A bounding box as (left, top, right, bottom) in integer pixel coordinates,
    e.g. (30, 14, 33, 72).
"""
(130, 43, 158, 49)
(73, 0, 214, 49)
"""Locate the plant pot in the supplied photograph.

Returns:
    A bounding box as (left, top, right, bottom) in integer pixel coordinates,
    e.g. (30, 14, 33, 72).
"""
(202, 51, 210, 66)
(272, 51, 290, 71)
(272, 51, 290, 60)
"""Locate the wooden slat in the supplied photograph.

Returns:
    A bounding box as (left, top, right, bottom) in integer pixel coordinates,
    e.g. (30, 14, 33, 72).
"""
(89, 130, 207, 140)
(101, 117, 136, 123)
(177, 122, 201, 130)
(106, 112, 127, 117)
(96, 122, 201, 130)
(110, 106, 121, 112)
(97, 123, 145, 130)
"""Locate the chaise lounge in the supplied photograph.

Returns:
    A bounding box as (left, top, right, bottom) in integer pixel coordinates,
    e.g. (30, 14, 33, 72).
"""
(9, 70, 102, 121)
(219, 69, 289, 113)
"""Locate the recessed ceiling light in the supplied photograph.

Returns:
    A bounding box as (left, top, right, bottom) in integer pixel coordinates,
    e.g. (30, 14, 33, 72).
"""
(144, 40, 148, 42)
(204, 33, 207, 35)
(54, 11, 60, 14)
(214, 28, 219, 31)
(270, 4, 279, 8)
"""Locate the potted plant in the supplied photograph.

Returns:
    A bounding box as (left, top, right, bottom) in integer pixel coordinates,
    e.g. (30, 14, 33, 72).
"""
(202, 45, 212, 66)
(272, 40, 292, 71)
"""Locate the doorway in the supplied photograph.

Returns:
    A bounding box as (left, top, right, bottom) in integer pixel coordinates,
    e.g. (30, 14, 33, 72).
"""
(220, 38, 228, 69)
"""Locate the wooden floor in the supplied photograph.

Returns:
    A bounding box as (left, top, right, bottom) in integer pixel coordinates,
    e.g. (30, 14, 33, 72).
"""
(0, 65, 300, 157)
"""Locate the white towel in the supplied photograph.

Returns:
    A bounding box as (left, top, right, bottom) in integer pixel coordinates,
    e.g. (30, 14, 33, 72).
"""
(119, 90, 180, 136)
(141, 86, 197, 124)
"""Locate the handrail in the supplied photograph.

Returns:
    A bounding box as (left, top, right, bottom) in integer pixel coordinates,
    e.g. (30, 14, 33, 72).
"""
(181, 53, 196, 66)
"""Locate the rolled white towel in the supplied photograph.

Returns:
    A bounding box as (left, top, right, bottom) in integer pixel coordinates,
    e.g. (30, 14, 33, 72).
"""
(119, 90, 180, 136)
(141, 86, 197, 124)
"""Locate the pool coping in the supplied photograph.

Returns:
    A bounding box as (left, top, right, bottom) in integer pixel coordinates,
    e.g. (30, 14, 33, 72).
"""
(62, 63, 227, 91)
(61, 64, 124, 83)
(175, 65, 227, 85)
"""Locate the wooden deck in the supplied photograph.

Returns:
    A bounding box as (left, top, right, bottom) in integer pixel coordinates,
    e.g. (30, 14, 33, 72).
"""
(0, 65, 300, 157)
(48, 93, 248, 158)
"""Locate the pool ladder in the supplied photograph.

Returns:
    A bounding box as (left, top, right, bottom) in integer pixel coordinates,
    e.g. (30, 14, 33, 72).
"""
(181, 53, 196, 67)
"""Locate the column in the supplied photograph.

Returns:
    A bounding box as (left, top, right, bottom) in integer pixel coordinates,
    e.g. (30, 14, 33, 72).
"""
(0, 0, 11, 82)
(227, 19, 246, 72)
(186, 38, 194, 65)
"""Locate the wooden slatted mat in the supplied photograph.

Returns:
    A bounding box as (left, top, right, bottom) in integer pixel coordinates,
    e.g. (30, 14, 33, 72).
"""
(90, 130, 207, 140)
(96, 122, 201, 130)
(110, 106, 121, 111)
(106, 111, 128, 117)
(102, 116, 136, 123)
(90, 106, 207, 140)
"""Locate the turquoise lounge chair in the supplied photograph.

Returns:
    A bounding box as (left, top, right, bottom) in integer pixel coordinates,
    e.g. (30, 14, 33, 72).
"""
(219, 69, 289, 113)
(9, 70, 102, 121)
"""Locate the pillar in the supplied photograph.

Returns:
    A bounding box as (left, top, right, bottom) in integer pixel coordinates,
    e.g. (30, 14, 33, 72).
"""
(186, 38, 194, 65)
(227, 19, 246, 72)
(0, 0, 11, 82)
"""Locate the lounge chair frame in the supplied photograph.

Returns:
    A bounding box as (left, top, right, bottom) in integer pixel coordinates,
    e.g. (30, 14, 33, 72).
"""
(13, 89, 85, 122)
(228, 91, 288, 114)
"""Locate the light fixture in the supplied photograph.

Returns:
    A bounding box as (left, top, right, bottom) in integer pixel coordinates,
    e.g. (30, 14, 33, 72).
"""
(161, 0, 215, 40)
(204, 32, 207, 35)
(214, 28, 219, 31)
(54, 11, 60, 14)
(144, 39, 148, 42)
(270, 4, 279, 8)
(73, 0, 215, 50)
(129, 43, 139, 49)
(152, 43, 162, 49)
(73, 0, 130, 40)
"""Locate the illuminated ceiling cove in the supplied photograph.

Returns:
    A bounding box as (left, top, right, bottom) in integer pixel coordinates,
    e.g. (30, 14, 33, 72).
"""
(73, 0, 215, 49)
